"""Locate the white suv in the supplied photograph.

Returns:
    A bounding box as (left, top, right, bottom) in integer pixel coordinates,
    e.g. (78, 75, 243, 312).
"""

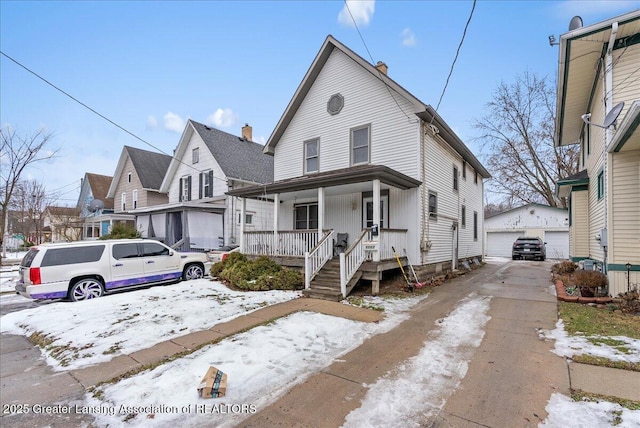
(16, 239, 212, 302)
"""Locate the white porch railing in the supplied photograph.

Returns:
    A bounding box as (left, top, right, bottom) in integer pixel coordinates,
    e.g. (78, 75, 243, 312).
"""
(244, 230, 323, 257)
(378, 229, 408, 260)
(339, 229, 369, 297)
(304, 230, 335, 289)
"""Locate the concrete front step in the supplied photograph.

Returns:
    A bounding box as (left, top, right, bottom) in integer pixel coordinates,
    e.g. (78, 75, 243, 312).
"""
(302, 288, 342, 301)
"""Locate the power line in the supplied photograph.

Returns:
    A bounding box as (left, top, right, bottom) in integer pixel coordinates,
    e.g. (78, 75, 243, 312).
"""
(0, 51, 225, 181)
(343, 1, 415, 123)
(433, 0, 476, 114)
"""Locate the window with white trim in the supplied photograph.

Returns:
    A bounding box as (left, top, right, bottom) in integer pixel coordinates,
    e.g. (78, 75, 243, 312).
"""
(428, 191, 437, 220)
(192, 147, 199, 164)
(127, 172, 132, 183)
(132, 189, 138, 209)
(294, 203, 318, 229)
(461, 205, 466, 228)
(121, 192, 126, 211)
(179, 176, 191, 202)
(351, 125, 370, 165)
(453, 166, 459, 191)
(304, 138, 319, 174)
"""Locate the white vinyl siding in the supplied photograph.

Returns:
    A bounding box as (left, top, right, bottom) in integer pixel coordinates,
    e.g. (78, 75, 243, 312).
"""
(612, 44, 640, 122)
(571, 191, 590, 258)
(273, 48, 419, 181)
(610, 150, 640, 264)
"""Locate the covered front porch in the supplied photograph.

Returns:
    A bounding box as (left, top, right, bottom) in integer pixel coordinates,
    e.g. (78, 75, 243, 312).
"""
(228, 164, 422, 298)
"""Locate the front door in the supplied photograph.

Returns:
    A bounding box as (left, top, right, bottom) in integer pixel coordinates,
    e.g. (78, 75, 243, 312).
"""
(362, 194, 389, 228)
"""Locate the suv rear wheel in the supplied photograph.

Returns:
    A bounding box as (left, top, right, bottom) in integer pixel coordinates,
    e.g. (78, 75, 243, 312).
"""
(69, 278, 104, 301)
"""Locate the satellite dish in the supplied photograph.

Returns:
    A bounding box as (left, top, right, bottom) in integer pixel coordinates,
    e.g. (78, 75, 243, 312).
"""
(581, 102, 624, 129)
(569, 16, 583, 31)
(88, 199, 105, 212)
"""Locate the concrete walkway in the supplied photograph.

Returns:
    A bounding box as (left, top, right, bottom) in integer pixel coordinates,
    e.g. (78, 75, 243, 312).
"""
(2, 260, 639, 428)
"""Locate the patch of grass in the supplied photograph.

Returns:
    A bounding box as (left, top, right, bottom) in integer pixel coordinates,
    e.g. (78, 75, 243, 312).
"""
(345, 296, 384, 311)
(588, 337, 633, 354)
(571, 354, 640, 372)
(558, 302, 640, 338)
(102, 342, 122, 355)
(571, 389, 640, 411)
(113, 313, 141, 324)
(28, 331, 55, 348)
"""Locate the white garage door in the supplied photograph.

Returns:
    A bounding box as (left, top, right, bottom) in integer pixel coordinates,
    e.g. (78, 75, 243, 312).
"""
(544, 231, 569, 260)
(486, 231, 524, 258)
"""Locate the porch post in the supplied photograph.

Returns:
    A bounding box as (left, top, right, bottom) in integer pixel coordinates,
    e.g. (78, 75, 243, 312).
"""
(317, 187, 325, 242)
(373, 179, 381, 262)
(273, 193, 279, 255)
(239, 198, 246, 253)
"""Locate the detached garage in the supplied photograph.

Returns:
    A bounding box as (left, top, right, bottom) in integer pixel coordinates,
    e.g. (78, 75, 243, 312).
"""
(484, 203, 569, 260)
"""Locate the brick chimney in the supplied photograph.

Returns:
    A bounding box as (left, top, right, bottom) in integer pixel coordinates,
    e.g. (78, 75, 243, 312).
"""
(375, 61, 388, 75)
(241, 123, 252, 141)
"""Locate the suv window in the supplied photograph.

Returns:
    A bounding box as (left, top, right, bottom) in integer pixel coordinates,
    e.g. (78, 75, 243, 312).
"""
(113, 243, 140, 259)
(21, 248, 40, 267)
(142, 242, 170, 257)
(515, 238, 542, 245)
(41, 245, 106, 267)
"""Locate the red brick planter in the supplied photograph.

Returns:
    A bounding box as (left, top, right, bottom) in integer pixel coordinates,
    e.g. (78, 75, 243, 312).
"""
(554, 279, 612, 304)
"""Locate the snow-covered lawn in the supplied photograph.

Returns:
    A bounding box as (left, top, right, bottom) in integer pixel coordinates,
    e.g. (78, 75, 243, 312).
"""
(0, 279, 302, 370)
(539, 319, 640, 364)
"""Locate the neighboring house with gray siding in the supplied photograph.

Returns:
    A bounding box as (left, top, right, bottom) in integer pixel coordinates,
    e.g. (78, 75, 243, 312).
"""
(132, 120, 274, 251)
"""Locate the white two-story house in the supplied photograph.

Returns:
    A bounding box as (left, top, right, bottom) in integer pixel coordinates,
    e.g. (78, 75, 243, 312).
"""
(229, 35, 490, 299)
(132, 120, 275, 251)
(555, 10, 640, 297)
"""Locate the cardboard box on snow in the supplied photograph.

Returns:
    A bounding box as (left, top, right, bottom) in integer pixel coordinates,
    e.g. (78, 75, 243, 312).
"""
(197, 366, 227, 398)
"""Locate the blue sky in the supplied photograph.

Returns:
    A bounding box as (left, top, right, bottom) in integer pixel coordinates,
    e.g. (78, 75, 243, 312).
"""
(2, 0, 639, 205)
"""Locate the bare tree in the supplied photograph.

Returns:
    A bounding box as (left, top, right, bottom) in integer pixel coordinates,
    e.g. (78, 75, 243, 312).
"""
(1, 126, 57, 258)
(474, 72, 578, 208)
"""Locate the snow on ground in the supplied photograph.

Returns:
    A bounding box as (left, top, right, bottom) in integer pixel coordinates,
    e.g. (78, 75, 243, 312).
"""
(539, 319, 640, 363)
(0, 263, 21, 293)
(342, 294, 492, 427)
(541, 393, 640, 427)
(0, 280, 302, 370)
(84, 294, 430, 428)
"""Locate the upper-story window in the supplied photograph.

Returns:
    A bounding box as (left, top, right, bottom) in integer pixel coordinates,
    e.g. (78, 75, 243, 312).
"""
(121, 192, 126, 211)
(597, 169, 605, 200)
(461, 205, 466, 228)
(304, 138, 319, 174)
(462, 161, 467, 180)
(428, 191, 438, 220)
(199, 170, 213, 198)
(351, 124, 370, 165)
(453, 166, 459, 191)
(179, 176, 192, 202)
(127, 173, 132, 183)
(474, 171, 478, 185)
(192, 147, 200, 164)
(473, 211, 478, 241)
(132, 189, 138, 209)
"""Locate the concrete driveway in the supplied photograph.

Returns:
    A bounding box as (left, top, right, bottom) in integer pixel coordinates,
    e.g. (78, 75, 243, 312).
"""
(1, 259, 568, 427)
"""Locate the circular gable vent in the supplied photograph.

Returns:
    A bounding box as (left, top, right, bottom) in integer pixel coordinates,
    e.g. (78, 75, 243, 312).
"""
(327, 93, 344, 115)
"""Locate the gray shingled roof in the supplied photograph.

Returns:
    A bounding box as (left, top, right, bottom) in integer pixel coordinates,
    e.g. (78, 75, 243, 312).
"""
(125, 146, 172, 190)
(190, 120, 273, 184)
(86, 173, 114, 209)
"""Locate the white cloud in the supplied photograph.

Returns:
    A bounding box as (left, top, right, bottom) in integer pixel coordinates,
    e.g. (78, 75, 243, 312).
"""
(401, 28, 416, 46)
(254, 135, 266, 145)
(338, 0, 375, 28)
(163, 112, 184, 133)
(146, 115, 158, 129)
(206, 108, 237, 128)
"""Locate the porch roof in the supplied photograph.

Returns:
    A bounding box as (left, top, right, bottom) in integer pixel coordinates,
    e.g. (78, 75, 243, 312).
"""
(227, 164, 421, 199)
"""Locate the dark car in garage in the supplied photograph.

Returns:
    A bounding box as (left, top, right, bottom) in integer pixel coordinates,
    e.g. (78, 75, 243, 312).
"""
(512, 237, 546, 261)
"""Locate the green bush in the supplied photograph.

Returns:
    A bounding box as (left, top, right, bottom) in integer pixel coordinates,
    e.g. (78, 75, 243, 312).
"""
(100, 223, 141, 240)
(212, 253, 302, 291)
(255, 268, 304, 291)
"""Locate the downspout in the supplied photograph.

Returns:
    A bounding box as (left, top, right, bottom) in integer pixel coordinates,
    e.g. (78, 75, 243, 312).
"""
(602, 21, 618, 274)
(420, 121, 428, 265)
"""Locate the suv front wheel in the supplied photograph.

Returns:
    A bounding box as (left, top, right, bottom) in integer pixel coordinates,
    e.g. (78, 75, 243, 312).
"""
(183, 263, 204, 280)
(69, 278, 104, 301)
